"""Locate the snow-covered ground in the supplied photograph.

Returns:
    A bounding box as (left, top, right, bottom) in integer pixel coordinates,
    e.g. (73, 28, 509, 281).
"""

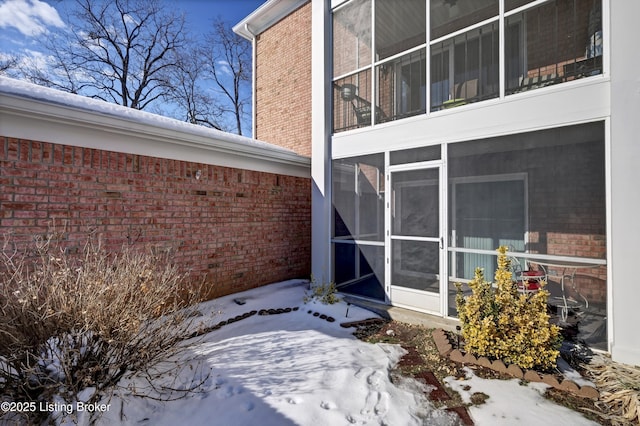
(63, 280, 598, 426)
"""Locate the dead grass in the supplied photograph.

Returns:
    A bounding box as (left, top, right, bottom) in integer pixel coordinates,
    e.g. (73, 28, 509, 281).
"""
(582, 354, 640, 425)
(0, 230, 207, 424)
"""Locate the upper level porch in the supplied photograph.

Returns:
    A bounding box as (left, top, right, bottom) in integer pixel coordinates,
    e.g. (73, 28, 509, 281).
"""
(332, 0, 604, 133)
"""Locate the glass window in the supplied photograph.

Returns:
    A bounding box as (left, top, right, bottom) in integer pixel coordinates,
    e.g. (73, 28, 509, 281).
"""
(447, 122, 607, 350)
(505, 0, 602, 95)
(430, 0, 498, 40)
(375, 0, 426, 60)
(376, 49, 426, 122)
(333, 0, 372, 77)
(431, 21, 499, 111)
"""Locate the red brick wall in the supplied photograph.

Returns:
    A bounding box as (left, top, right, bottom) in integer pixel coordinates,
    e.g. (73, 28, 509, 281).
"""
(525, 0, 594, 77)
(254, 2, 312, 157)
(0, 137, 311, 299)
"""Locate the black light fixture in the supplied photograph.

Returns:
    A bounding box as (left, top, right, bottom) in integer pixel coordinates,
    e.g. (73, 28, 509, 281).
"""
(341, 83, 357, 102)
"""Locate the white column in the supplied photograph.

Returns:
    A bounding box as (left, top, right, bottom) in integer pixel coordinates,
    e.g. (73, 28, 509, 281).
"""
(609, 0, 640, 366)
(311, 0, 332, 285)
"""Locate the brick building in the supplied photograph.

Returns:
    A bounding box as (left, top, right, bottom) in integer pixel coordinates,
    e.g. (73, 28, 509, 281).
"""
(235, 1, 312, 157)
(0, 77, 311, 299)
(236, 0, 639, 366)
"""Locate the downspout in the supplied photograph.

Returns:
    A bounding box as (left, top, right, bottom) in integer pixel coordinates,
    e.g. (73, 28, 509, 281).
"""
(245, 23, 257, 139)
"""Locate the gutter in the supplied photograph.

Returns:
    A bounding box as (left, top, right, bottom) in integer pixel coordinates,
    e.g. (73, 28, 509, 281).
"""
(0, 78, 310, 177)
(245, 23, 258, 140)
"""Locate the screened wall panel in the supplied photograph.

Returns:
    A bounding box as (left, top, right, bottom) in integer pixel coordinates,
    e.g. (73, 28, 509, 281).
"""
(332, 154, 385, 301)
(447, 122, 607, 350)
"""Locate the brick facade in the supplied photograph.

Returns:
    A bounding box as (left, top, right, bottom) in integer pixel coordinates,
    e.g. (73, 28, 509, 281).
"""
(0, 137, 311, 299)
(254, 2, 312, 157)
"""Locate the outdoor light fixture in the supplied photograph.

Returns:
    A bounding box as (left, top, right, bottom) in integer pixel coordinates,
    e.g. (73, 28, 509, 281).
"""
(341, 83, 357, 102)
(195, 170, 202, 180)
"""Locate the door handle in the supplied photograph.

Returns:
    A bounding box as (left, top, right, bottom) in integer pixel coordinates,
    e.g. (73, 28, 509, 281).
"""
(439, 236, 444, 249)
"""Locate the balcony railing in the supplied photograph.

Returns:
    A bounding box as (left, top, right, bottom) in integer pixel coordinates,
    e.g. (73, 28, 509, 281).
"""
(332, 0, 603, 133)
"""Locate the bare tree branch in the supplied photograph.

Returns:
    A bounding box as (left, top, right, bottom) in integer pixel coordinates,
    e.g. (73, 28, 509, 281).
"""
(163, 48, 225, 130)
(21, 0, 187, 112)
(202, 19, 251, 136)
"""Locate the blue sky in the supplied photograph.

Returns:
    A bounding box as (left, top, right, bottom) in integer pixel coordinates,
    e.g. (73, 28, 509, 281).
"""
(0, 0, 265, 53)
(0, 0, 265, 135)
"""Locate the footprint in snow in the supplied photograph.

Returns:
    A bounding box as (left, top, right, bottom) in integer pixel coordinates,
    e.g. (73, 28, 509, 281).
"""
(354, 366, 372, 379)
(360, 390, 378, 416)
(367, 370, 384, 388)
(217, 385, 234, 399)
(320, 400, 336, 410)
(242, 401, 254, 412)
(375, 392, 389, 416)
(286, 396, 304, 405)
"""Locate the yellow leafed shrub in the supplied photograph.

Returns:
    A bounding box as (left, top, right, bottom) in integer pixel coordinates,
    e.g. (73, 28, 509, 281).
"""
(455, 246, 561, 370)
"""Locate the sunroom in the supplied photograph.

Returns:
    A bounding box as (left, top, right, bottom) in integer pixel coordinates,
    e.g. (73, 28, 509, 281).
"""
(329, 0, 607, 352)
(332, 0, 603, 131)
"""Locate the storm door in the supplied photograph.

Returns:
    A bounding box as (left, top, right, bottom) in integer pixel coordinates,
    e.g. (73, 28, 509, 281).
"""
(389, 165, 443, 314)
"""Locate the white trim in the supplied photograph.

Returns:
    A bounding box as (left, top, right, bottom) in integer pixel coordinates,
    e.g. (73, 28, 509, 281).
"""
(0, 77, 310, 178)
(331, 239, 384, 246)
(604, 117, 613, 355)
(504, 0, 551, 18)
(429, 16, 499, 46)
(447, 247, 607, 266)
(388, 162, 444, 315)
(233, 0, 308, 40)
(332, 79, 609, 159)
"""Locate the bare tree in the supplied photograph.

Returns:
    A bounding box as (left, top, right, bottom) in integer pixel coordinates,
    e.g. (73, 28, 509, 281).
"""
(163, 48, 224, 130)
(202, 19, 251, 135)
(0, 54, 19, 75)
(26, 0, 187, 111)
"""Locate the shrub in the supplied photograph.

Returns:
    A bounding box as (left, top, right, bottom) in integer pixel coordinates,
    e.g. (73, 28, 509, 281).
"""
(455, 246, 561, 371)
(0, 231, 206, 424)
(304, 275, 340, 305)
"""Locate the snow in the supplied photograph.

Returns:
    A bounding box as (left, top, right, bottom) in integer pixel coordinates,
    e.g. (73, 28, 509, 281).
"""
(0, 76, 296, 155)
(45, 279, 597, 425)
(445, 367, 599, 426)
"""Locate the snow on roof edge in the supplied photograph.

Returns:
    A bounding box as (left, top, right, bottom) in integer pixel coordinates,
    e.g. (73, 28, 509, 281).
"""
(0, 76, 301, 158)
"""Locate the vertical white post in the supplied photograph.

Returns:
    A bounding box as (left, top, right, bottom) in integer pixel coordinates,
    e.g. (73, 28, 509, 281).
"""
(311, 0, 332, 285)
(609, 0, 640, 366)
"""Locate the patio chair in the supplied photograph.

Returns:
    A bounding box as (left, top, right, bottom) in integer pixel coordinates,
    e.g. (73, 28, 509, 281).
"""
(509, 256, 546, 295)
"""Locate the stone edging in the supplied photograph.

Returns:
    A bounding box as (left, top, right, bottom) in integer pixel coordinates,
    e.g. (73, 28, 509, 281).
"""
(187, 306, 356, 340)
(431, 329, 600, 400)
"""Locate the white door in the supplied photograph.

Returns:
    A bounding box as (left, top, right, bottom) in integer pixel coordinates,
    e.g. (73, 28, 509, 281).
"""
(388, 165, 443, 314)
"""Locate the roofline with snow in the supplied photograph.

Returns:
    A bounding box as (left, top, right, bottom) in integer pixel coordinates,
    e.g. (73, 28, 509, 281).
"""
(233, 0, 308, 40)
(0, 77, 310, 178)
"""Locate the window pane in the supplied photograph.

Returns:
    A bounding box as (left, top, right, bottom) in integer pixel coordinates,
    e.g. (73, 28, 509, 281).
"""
(333, 0, 371, 77)
(430, 22, 499, 111)
(505, 0, 602, 95)
(333, 69, 374, 132)
(332, 154, 385, 241)
(376, 49, 426, 123)
(430, 0, 498, 40)
(375, 0, 426, 60)
(447, 122, 607, 350)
